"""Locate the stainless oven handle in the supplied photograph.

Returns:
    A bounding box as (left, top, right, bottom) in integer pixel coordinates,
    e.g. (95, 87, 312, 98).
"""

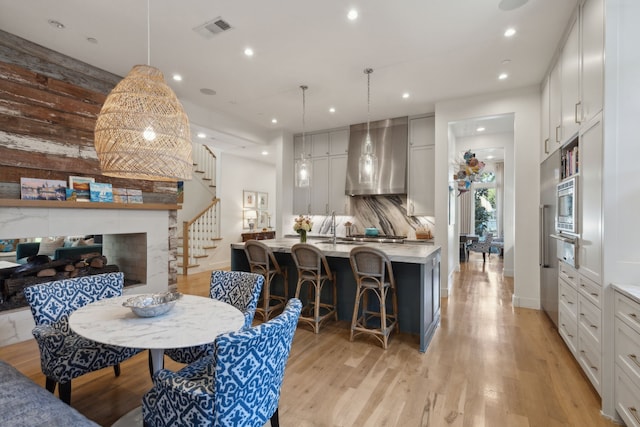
(550, 234, 577, 243)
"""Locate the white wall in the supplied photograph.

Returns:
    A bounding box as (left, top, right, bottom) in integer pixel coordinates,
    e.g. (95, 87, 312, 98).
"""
(435, 86, 540, 307)
(188, 152, 277, 271)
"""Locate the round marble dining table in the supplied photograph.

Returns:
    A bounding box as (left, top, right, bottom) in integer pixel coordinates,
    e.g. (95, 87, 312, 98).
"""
(69, 293, 244, 374)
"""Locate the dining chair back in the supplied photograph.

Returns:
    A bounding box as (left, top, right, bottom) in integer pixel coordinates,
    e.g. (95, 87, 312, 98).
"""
(164, 270, 264, 365)
(142, 298, 303, 427)
(23, 272, 141, 404)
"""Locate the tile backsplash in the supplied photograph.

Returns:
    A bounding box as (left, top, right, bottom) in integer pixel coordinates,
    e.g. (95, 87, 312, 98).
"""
(288, 195, 434, 239)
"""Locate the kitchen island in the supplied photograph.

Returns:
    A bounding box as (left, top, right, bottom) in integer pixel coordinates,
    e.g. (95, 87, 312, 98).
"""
(230, 238, 441, 352)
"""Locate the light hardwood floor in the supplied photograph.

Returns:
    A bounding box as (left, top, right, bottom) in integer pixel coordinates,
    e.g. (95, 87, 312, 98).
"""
(0, 253, 618, 426)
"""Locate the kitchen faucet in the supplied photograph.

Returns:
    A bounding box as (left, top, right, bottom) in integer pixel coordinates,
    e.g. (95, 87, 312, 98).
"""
(331, 211, 337, 244)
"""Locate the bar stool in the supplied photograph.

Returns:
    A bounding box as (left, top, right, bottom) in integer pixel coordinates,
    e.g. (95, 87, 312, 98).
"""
(349, 246, 399, 349)
(244, 240, 288, 321)
(290, 243, 337, 333)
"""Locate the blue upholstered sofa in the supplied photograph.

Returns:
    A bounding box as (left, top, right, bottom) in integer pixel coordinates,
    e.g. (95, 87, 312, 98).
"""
(15, 241, 102, 264)
(0, 359, 98, 426)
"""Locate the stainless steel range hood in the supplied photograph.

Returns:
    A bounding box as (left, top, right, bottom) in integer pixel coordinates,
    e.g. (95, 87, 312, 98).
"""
(345, 116, 408, 196)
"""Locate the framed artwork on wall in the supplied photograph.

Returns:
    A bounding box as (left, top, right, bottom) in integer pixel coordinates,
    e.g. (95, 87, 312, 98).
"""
(257, 192, 268, 210)
(243, 190, 257, 209)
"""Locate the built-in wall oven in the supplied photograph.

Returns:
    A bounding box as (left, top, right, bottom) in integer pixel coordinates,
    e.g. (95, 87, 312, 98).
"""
(552, 175, 578, 267)
(557, 176, 577, 234)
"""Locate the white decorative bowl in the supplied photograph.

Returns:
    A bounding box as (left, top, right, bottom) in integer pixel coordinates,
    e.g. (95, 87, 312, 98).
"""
(123, 292, 182, 318)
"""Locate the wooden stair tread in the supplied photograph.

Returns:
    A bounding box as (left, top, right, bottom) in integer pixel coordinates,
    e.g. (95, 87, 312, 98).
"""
(177, 263, 200, 269)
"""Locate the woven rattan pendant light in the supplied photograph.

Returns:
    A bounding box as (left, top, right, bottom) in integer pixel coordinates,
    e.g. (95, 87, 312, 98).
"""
(94, 1, 192, 181)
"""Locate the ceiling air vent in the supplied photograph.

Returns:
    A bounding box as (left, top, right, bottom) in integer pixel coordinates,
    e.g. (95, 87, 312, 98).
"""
(193, 17, 233, 39)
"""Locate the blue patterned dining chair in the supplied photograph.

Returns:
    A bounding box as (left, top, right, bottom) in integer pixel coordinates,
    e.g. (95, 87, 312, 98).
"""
(163, 270, 264, 365)
(142, 298, 302, 427)
(23, 272, 142, 404)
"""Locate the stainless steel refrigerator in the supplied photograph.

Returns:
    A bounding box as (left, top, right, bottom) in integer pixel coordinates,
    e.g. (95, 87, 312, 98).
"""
(540, 150, 560, 327)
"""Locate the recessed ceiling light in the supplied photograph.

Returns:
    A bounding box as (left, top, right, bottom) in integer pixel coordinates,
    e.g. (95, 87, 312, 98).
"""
(476, 127, 486, 132)
(197, 132, 206, 139)
(504, 28, 516, 37)
(329, 107, 336, 113)
(200, 88, 216, 95)
(271, 118, 278, 124)
(486, 155, 495, 159)
(47, 19, 65, 29)
(347, 9, 358, 20)
(172, 74, 182, 81)
(86, 37, 98, 44)
(244, 48, 254, 57)
(402, 93, 410, 99)
(498, 73, 509, 80)
(502, 59, 512, 65)
(261, 151, 269, 156)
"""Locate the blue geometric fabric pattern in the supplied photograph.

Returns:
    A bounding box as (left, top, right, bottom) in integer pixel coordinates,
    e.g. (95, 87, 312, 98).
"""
(164, 270, 264, 365)
(142, 298, 302, 427)
(23, 272, 142, 402)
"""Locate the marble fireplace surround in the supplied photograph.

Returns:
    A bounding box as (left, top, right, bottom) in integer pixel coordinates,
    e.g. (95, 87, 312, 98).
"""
(0, 205, 171, 347)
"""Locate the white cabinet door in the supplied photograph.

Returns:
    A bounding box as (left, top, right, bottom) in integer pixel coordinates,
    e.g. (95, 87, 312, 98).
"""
(311, 133, 329, 157)
(310, 156, 329, 214)
(329, 129, 349, 155)
(581, 0, 604, 123)
(409, 116, 433, 147)
(408, 145, 435, 216)
(549, 60, 563, 147)
(328, 154, 349, 214)
(407, 116, 435, 216)
(293, 186, 309, 215)
(561, 16, 581, 143)
(541, 74, 551, 161)
(578, 115, 602, 284)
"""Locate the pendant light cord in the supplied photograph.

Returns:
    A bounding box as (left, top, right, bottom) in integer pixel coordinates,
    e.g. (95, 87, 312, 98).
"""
(301, 85, 308, 157)
(147, 0, 151, 65)
(366, 69, 372, 137)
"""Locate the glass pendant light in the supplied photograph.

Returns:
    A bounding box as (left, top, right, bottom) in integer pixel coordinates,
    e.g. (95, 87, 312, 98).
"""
(359, 68, 377, 184)
(295, 85, 311, 188)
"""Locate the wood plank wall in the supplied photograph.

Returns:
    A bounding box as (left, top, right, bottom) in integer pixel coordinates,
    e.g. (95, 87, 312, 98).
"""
(0, 29, 177, 203)
(0, 29, 179, 286)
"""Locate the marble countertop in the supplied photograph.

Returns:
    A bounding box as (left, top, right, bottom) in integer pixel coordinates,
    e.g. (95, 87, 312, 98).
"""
(231, 237, 441, 264)
(612, 283, 640, 304)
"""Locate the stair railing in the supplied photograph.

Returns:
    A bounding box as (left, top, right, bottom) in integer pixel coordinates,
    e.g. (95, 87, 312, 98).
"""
(182, 198, 220, 274)
(193, 144, 216, 193)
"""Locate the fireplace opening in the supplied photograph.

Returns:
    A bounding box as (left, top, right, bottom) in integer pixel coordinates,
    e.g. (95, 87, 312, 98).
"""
(0, 233, 147, 312)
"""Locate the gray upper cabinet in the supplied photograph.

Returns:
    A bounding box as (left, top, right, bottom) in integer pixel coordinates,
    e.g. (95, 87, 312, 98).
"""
(407, 116, 435, 216)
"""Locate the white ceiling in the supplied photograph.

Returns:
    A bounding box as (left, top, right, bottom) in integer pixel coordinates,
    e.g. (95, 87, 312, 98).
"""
(0, 0, 576, 162)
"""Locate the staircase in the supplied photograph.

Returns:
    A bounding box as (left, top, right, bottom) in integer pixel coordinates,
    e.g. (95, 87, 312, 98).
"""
(178, 144, 221, 275)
